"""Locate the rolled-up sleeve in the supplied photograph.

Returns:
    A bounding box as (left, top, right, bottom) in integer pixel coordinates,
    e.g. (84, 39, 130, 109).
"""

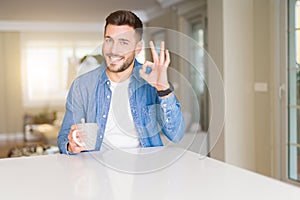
(57, 81, 84, 154)
(158, 93, 185, 143)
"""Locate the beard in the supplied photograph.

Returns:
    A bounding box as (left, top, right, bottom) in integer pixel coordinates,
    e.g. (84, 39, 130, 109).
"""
(105, 53, 135, 73)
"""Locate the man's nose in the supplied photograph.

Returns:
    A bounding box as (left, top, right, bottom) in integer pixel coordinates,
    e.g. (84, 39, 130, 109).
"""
(109, 42, 120, 55)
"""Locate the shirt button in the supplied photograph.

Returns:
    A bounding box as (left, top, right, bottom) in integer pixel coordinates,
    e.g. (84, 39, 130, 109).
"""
(99, 135, 103, 139)
(162, 104, 167, 108)
(106, 81, 110, 85)
(103, 115, 106, 118)
(107, 95, 110, 99)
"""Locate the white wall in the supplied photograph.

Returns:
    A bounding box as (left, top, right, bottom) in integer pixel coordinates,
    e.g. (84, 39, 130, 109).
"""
(253, 0, 272, 176)
(207, 0, 225, 162)
(0, 32, 23, 133)
(223, 0, 256, 171)
(208, 0, 282, 177)
(208, 0, 256, 171)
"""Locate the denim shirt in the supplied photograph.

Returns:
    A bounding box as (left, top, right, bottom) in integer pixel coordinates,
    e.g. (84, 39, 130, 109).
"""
(57, 60, 185, 154)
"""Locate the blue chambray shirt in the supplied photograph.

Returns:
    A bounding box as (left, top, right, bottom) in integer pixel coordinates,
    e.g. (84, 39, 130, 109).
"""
(57, 59, 185, 154)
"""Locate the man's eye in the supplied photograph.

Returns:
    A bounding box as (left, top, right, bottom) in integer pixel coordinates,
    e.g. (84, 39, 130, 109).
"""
(105, 38, 112, 43)
(120, 41, 128, 45)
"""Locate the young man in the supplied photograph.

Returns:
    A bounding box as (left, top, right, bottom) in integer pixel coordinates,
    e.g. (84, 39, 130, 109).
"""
(57, 10, 185, 154)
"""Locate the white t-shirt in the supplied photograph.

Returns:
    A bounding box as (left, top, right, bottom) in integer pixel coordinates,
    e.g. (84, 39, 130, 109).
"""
(102, 78, 140, 150)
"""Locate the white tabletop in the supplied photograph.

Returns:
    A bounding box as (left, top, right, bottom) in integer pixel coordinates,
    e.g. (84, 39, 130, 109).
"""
(1, 147, 300, 200)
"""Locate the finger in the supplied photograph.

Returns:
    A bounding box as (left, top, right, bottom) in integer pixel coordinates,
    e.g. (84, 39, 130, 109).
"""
(68, 134, 77, 147)
(140, 65, 155, 85)
(68, 133, 72, 141)
(165, 49, 170, 67)
(67, 141, 77, 152)
(70, 124, 77, 131)
(149, 41, 159, 63)
(68, 126, 80, 145)
(68, 136, 86, 153)
(139, 68, 147, 80)
(159, 41, 165, 64)
(72, 146, 85, 153)
(141, 61, 154, 74)
(141, 61, 152, 70)
(68, 130, 75, 142)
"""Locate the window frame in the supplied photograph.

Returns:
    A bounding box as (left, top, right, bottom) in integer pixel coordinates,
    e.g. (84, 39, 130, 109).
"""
(287, 0, 300, 184)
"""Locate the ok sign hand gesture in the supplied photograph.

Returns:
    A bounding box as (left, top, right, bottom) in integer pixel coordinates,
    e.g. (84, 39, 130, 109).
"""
(140, 41, 170, 91)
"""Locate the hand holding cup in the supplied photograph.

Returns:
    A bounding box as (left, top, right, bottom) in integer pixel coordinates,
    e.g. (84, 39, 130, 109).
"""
(67, 123, 98, 153)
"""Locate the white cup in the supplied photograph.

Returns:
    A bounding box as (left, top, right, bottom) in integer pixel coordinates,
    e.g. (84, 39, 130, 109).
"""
(72, 123, 98, 150)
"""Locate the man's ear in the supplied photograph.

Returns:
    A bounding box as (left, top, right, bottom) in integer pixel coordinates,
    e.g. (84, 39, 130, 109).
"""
(135, 41, 143, 55)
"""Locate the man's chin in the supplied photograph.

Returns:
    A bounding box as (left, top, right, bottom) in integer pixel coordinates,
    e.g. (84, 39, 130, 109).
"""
(107, 64, 125, 73)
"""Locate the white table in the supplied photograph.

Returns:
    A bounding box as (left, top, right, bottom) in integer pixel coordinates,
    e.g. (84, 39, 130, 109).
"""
(1, 147, 300, 200)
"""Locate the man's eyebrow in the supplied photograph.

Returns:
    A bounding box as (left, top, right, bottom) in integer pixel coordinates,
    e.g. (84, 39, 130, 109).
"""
(104, 36, 130, 42)
(119, 38, 130, 43)
(104, 35, 131, 43)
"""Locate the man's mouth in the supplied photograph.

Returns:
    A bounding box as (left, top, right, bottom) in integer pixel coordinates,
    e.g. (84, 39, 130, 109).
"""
(109, 56, 123, 64)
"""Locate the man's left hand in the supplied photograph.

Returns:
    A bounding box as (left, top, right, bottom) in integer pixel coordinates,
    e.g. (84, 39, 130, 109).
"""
(140, 41, 170, 91)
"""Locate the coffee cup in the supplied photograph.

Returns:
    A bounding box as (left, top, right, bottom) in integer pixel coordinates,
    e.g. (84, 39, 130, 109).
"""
(72, 123, 98, 150)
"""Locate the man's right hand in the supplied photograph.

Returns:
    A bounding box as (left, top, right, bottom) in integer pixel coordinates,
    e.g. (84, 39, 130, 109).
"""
(67, 124, 86, 153)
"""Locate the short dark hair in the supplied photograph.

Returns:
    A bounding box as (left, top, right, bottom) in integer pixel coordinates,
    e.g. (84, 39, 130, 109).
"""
(105, 10, 143, 41)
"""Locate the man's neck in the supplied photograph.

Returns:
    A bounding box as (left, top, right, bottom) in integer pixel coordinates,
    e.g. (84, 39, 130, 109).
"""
(106, 64, 134, 82)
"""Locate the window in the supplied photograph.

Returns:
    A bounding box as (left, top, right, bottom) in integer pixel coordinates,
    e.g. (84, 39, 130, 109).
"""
(191, 21, 209, 132)
(288, 0, 300, 182)
(176, 1, 208, 133)
(21, 32, 100, 107)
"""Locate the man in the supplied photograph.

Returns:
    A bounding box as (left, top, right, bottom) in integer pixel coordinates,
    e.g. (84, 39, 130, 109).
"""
(57, 10, 185, 154)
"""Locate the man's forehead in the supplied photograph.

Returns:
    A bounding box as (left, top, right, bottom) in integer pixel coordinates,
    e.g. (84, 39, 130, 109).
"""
(105, 24, 136, 39)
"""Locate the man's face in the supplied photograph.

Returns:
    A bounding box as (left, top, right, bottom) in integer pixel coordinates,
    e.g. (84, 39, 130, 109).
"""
(102, 24, 140, 73)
